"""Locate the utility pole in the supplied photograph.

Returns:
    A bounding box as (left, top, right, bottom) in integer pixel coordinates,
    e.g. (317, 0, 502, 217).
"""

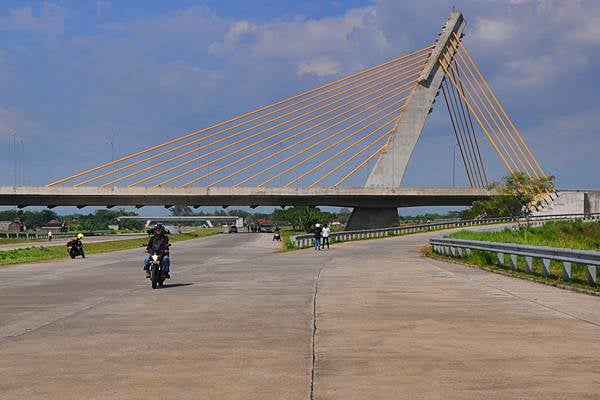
(12, 132, 17, 187)
(452, 143, 458, 188)
(110, 133, 116, 162)
(20, 140, 25, 185)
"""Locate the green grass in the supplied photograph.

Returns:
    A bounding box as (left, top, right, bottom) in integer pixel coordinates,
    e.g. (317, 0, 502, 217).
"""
(0, 229, 221, 267)
(281, 230, 303, 251)
(428, 220, 600, 293)
(0, 237, 48, 245)
(448, 220, 600, 250)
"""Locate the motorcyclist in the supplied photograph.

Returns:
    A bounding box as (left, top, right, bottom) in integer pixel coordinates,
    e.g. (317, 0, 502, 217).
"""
(67, 233, 85, 258)
(143, 224, 170, 279)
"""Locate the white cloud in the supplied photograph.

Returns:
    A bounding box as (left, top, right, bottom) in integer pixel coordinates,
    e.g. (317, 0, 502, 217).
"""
(472, 18, 515, 45)
(0, 107, 40, 140)
(0, 3, 67, 38)
(208, 20, 257, 56)
(297, 56, 342, 77)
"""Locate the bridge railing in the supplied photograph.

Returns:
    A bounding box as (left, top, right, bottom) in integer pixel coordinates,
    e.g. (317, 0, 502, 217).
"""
(291, 213, 600, 249)
(429, 237, 599, 285)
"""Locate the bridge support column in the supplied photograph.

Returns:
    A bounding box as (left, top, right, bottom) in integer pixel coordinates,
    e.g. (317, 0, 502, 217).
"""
(346, 207, 399, 230)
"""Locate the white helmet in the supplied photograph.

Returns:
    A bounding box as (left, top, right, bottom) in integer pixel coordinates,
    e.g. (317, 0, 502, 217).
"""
(315, 223, 320, 227)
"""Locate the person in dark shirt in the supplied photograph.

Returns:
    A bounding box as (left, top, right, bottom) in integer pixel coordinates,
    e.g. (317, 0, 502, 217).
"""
(143, 224, 171, 279)
(313, 223, 322, 251)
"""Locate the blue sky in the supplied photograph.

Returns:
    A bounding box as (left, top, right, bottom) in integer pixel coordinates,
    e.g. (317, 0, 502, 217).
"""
(0, 0, 599, 194)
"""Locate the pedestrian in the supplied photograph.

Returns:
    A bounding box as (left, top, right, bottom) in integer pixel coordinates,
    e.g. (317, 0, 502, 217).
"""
(321, 223, 330, 249)
(313, 223, 322, 251)
(47, 230, 53, 242)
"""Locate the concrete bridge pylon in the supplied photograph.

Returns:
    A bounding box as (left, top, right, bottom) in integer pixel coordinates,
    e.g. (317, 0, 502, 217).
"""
(348, 10, 466, 230)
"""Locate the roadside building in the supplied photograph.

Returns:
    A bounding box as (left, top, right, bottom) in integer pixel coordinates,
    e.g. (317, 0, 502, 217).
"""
(0, 218, 25, 232)
(40, 219, 65, 233)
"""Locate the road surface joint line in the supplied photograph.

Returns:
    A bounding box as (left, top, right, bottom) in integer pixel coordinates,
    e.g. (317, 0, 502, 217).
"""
(310, 263, 325, 400)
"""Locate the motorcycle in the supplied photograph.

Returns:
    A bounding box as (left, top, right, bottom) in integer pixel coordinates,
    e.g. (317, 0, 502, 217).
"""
(67, 240, 85, 259)
(149, 252, 167, 289)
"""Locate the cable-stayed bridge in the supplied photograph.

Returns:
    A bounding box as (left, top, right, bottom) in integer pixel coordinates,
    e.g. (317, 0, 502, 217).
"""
(0, 10, 555, 228)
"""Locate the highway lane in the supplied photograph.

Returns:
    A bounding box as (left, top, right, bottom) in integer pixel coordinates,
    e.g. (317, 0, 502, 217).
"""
(0, 231, 598, 399)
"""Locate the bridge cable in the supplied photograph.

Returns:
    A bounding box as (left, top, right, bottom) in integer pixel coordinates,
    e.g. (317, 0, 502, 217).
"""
(180, 96, 411, 187)
(157, 84, 417, 187)
(439, 55, 531, 196)
(449, 49, 549, 201)
(334, 140, 389, 186)
(235, 102, 409, 188)
(262, 110, 402, 188)
(48, 45, 434, 187)
(452, 32, 555, 195)
(447, 66, 487, 187)
(448, 38, 545, 191)
(308, 129, 393, 187)
(90, 55, 431, 187)
(86, 54, 431, 187)
(441, 78, 477, 187)
(454, 63, 488, 186)
(439, 42, 482, 187)
(128, 66, 426, 187)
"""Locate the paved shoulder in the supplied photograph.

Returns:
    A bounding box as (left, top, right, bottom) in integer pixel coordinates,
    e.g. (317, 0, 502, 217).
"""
(313, 234, 600, 399)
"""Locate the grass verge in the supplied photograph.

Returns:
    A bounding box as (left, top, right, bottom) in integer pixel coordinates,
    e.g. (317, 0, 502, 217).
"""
(0, 229, 221, 267)
(422, 245, 600, 296)
(448, 220, 600, 250)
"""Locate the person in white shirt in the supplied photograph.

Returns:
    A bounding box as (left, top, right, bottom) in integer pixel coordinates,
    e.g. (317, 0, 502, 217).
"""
(321, 223, 331, 249)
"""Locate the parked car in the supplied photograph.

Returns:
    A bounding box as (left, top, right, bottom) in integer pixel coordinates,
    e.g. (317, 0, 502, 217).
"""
(259, 224, 273, 233)
(228, 225, 238, 233)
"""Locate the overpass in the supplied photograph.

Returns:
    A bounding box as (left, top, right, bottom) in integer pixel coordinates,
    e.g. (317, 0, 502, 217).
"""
(116, 215, 245, 228)
(0, 186, 494, 208)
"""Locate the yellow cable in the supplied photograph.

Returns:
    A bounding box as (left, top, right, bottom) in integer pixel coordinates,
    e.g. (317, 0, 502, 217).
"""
(153, 82, 417, 187)
(439, 56, 530, 196)
(452, 32, 555, 194)
(48, 45, 434, 186)
(307, 129, 392, 187)
(93, 56, 430, 187)
(334, 141, 389, 186)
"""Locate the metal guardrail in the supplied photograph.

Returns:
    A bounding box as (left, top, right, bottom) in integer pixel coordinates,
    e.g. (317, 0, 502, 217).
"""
(291, 213, 600, 250)
(430, 237, 598, 285)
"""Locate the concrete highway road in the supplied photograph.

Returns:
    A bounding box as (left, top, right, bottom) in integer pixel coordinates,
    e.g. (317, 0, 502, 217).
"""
(0, 232, 599, 399)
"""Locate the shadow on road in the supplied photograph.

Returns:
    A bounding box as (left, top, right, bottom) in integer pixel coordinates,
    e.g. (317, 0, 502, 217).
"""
(160, 283, 194, 289)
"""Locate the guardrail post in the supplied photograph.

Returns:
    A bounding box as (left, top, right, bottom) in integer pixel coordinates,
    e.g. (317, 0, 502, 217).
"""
(497, 252, 504, 265)
(562, 262, 572, 280)
(457, 247, 463, 257)
(542, 259, 551, 277)
(586, 265, 597, 285)
(465, 248, 471, 256)
(510, 254, 518, 270)
(450, 247, 457, 257)
(525, 256, 533, 273)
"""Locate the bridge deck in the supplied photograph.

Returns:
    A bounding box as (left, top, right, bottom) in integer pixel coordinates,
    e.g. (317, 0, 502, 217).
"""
(0, 186, 494, 208)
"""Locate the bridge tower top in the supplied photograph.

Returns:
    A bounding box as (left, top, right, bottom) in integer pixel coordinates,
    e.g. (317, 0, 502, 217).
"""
(366, 10, 466, 187)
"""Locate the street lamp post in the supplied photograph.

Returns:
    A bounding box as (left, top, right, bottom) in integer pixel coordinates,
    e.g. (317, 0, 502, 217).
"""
(20, 140, 24, 185)
(12, 132, 17, 187)
(452, 143, 458, 188)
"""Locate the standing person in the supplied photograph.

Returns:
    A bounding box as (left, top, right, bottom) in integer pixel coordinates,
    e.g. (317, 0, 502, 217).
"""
(47, 230, 52, 241)
(313, 223, 322, 251)
(321, 223, 330, 249)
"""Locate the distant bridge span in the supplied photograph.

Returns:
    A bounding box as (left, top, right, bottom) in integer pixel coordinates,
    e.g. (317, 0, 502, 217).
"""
(0, 186, 494, 209)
